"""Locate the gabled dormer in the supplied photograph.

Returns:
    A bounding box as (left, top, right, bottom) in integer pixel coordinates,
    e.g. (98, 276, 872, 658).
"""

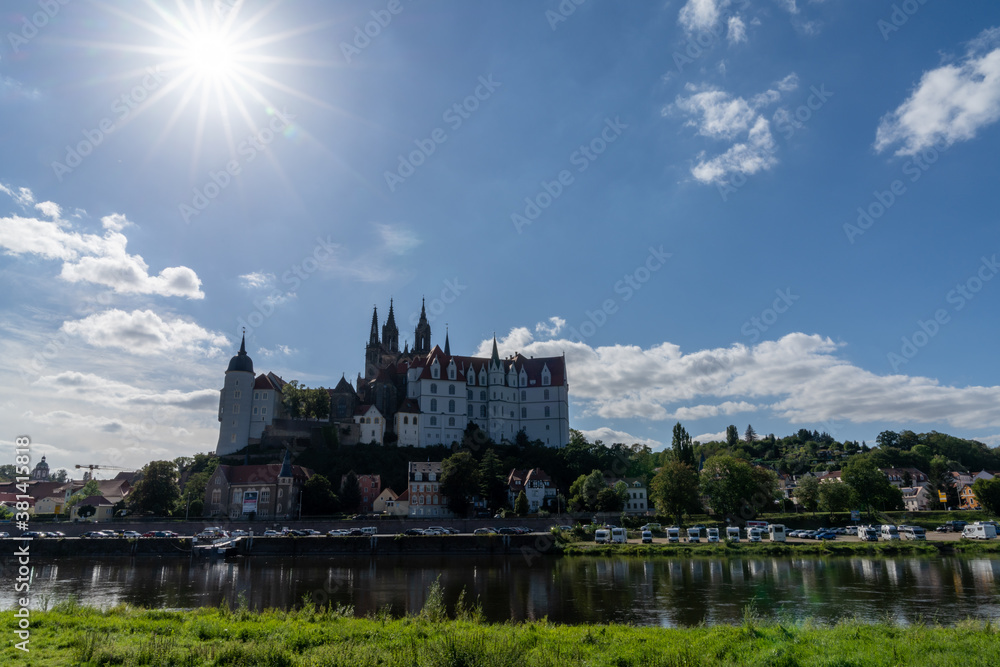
(541, 363, 551, 386)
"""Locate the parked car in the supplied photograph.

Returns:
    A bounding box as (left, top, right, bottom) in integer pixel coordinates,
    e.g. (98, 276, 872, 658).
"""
(640, 523, 662, 532)
(474, 528, 495, 535)
(497, 527, 518, 535)
(0, 532, 10, 538)
(815, 530, 837, 540)
(122, 531, 142, 539)
(263, 530, 281, 536)
(404, 528, 425, 536)
(21, 531, 44, 538)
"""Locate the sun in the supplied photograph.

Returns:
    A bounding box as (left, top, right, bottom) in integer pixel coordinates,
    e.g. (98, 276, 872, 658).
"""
(181, 29, 238, 83)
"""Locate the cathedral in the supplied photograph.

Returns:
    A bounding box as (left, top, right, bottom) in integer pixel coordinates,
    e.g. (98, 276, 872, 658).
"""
(216, 300, 570, 455)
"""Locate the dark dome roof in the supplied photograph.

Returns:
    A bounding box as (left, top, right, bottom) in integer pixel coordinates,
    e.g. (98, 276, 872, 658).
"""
(227, 334, 254, 373)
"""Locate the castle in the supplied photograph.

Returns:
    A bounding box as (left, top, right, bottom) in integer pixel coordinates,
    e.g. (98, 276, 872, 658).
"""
(216, 300, 570, 455)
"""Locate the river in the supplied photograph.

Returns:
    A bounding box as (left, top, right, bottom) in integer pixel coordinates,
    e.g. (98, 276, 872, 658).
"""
(5, 554, 999, 626)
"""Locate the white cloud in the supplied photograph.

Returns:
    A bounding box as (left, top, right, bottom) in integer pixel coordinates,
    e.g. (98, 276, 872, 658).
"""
(475, 329, 1000, 432)
(727, 16, 747, 45)
(675, 76, 797, 184)
(378, 224, 422, 255)
(693, 430, 728, 444)
(0, 183, 35, 206)
(775, 0, 799, 14)
(876, 28, 1000, 156)
(60, 309, 229, 356)
(0, 75, 41, 101)
(535, 317, 566, 338)
(578, 427, 664, 450)
(101, 213, 132, 232)
(239, 272, 275, 289)
(35, 201, 61, 219)
(678, 0, 730, 33)
(0, 208, 204, 299)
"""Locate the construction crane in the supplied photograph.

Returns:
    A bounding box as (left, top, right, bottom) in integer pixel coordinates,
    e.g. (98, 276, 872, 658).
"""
(75, 464, 135, 481)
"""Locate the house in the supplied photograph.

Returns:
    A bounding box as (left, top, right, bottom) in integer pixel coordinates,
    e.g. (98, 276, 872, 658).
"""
(394, 399, 421, 447)
(353, 405, 385, 445)
(372, 487, 397, 514)
(387, 488, 409, 516)
(506, 468, 557, 512)
(71, 495, 117, 522)
(882, 468, 930, 488)
(343, 473, 382, 513)
(607, 477, 649, 515)
(407, 461, 453, 518)
(901, 486, 932, 512)
(203, 450, 312, 520)
(959, 484, 981, 510)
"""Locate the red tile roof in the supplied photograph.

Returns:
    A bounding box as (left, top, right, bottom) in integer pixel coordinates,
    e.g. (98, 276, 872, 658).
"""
(216, 463, 312, 485)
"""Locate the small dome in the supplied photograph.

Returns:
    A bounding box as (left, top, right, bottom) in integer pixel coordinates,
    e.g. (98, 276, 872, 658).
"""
(227, 334, 254, 374)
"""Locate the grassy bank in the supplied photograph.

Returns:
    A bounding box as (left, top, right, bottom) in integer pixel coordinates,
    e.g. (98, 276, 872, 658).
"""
(4, 599, 999, 667)
(555, 539, 1000, 558)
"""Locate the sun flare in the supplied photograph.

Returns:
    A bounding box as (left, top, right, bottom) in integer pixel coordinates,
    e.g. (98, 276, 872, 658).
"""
(182, 30, 238, 82)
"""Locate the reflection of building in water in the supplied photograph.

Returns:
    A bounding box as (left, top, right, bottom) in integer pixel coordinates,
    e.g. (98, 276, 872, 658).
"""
(969, 559, 998, 586)
(886, 560, 904, 587)
(859, 558, 879, 585)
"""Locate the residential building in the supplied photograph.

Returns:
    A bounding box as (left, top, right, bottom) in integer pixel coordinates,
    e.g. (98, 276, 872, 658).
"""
(407, 461, 453, 518)
(608, 477, 649, 514)
(204, 450, 312, 520)
(506, 468, 557, 512)
(959, 484, 981, 510)
(343, 473, 382, 513)
(71, 495, 117, 522)
(354, 405, 385, 445)
(372, 487, 397, 514)
(901, 486, 932, 512)
(387, 488, 409, 516)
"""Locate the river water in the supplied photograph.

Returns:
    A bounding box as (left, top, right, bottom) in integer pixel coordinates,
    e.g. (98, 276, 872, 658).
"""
(5, 555, 999, 626)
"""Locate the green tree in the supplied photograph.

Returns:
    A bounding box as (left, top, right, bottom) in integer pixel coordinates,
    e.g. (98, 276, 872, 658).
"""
(744, 424, 757, 445)
(570, 469, 606, 511)
(726, 425, 740, 449)
(65, 480, 102, 516)
(672, 422, 695, 467)
(595, 486, 624, 513)
(818, 481, 853, 514)
(794, 475, 820, 513)
(302, 474, 339, 515)
(340, 471, 362, 513)
(77, 504, 96, 520)
(441, 451, 480, 516)
(127, 461, 181, 516)
(478, 449, 507, 511)
(51, 469, 69, 483)
(650, 460, 702, 527)
(282, 381, 331, 419)
(700, 455, 777, 520)
(841, 455, 903, 515)
(514, 490, 529, 516)
(972, 478, 1000, 516)
(876, 430, 899, 449)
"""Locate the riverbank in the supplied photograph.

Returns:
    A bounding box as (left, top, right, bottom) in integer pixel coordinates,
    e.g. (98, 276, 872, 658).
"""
(5, 600, 999, 666)
(555, 539, 1000, 557)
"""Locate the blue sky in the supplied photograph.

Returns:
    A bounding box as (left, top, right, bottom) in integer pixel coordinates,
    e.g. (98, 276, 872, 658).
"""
(2, 0, 1000, 476)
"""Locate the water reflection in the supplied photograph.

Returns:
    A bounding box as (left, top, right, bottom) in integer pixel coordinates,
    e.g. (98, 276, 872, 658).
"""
(2, 555, 998, 627)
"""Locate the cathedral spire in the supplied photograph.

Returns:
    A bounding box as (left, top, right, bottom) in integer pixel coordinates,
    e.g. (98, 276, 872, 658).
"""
(414, 296, 431, 354)
(444, 325, 450, 356)
(239, 330, 246, 355)
(382, 298, 399, 353)
(490, 333, 500, 367)
(369, 305, 379, 346)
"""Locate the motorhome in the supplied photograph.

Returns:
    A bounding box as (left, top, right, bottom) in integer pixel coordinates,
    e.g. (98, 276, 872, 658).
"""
(880, 525, 900, 541)
(687, 527, 701, 543)
(641, 530, 653, 544)
(963, 523, 997, 540)
(900, 525, 925, 541)
(666, 527, 680, 543)
(610, 527, 627, 544)
(746, 527, 762, 543)
(726, 526, 741, 542)
(858, 526, 878, 541)
(594, 529, 610, 544)
(706, 527, 720, 543)
(768, 524, 786, 542)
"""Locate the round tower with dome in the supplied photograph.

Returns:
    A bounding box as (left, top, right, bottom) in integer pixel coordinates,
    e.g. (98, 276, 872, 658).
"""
(216, 333, 255, 456)
(30, 455, 50, 480)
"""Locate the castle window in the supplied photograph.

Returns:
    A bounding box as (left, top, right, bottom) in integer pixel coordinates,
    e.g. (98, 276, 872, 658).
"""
(542, 373, 550, 386)
(467, 406, 473, 417)
(521, 408, 526, 418)
(253, 407, 259, 415)
(404, 416, 409, 424)
(448, 366, 455, 380)
(448, 417, 455, 427)
(261, 490, 270, 503)
(480, 405, 487, 418)
(234, 390, 241, 399)
(254, 392, 259, 400)
(413, 417, 418, 425)
(545, 406, 551, 417)
(231, 434, 236, 442)
(430, 383, 437, 394)
(467, 390, 472, 400)
(262, 407, 267, 415)
(448, 385, 455, 395)
(544, 389, 549, 400)
(480, 391, 486, 401)
(430, 399, 437, 412)
(431, 365, 440, 379)
(468, 373, 474, 385)
(521, 390, 526, 401)
(278, 489, 284, 498)
(262, 392, 268, 399)
(233, 404, 240, 414)
(374, 417, 380, 424)
(448, 400, 455, 413)
(430, 416, 437, 426)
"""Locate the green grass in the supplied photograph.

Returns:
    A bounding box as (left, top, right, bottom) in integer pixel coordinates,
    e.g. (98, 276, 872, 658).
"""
(4, 599, 999, 666)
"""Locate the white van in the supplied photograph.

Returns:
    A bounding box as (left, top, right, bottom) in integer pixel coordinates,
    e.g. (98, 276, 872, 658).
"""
(666, 527, 680, 543)
(610, 527, 627, 544)
(858, 526, 878, 541)
(726, 526, 741, 542)
(687, 527, 701, 543)
(641, 530, 653, 544)
(746, 528, 762, 543)
(880, 525, 900, 541)
(706, 527, 720, 543)
(900, 525, 925, 541)
(594, 529, 611, 544)
(768, 524, 786, 542)
(963, 523, 998, 540)
(361, 526, 377, 536)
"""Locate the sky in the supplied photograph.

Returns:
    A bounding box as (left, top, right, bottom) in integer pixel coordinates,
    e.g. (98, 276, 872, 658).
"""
(2, 0, 1000, 478)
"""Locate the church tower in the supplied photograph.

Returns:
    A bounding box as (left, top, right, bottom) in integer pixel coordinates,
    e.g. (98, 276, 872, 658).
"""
(382, 298, 400, 353)
(413, 298, 431, 354)
(216, 333, 255, 456)
(365, 305, 381, 379)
